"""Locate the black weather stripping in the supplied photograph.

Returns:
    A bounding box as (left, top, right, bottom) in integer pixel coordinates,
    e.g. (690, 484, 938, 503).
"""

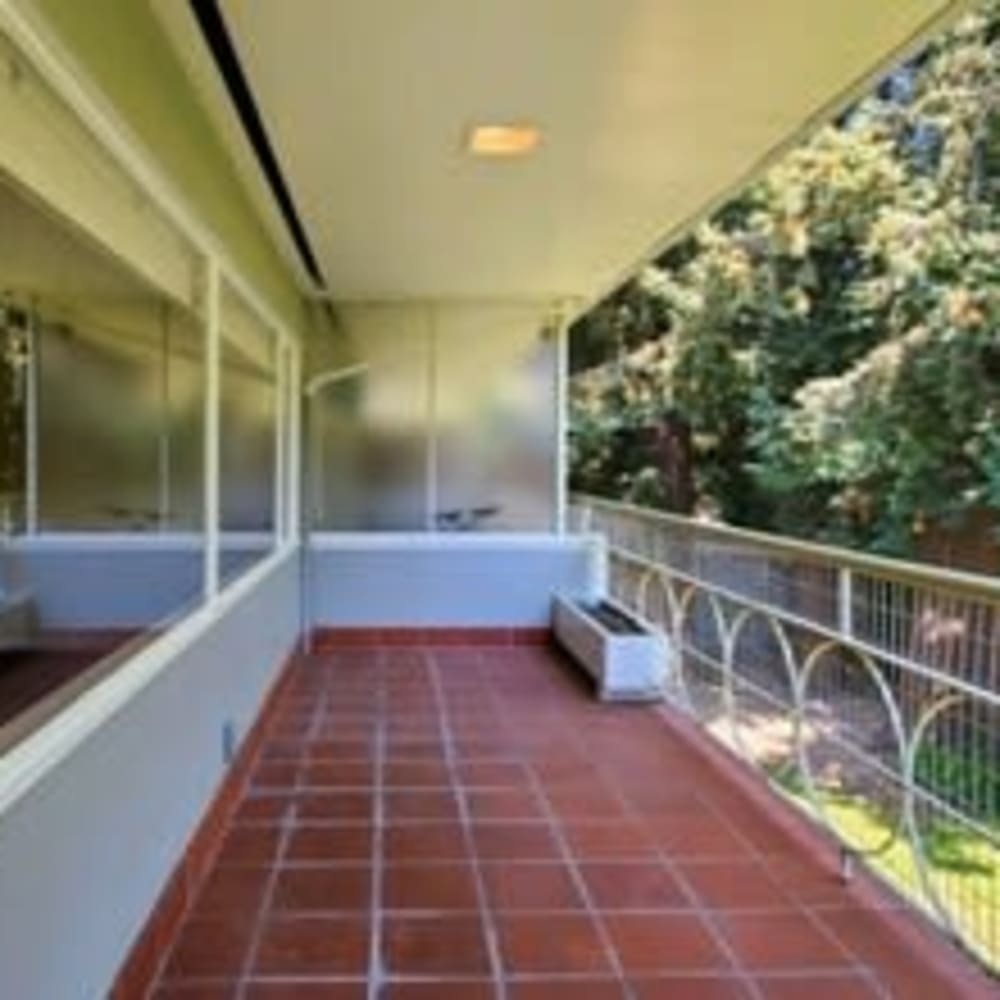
(189, 0, 326, 288)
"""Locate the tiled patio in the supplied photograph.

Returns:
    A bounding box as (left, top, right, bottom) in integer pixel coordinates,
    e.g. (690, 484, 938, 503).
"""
(149, 644, 991, 999)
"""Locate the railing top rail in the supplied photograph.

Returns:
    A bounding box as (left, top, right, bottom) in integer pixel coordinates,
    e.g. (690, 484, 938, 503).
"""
(603, 540, 1000, 710)
(571, 493, 1000, 601)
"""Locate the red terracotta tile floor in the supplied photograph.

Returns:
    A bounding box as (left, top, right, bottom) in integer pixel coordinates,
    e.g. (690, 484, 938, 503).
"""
(149, 645, 995, 999)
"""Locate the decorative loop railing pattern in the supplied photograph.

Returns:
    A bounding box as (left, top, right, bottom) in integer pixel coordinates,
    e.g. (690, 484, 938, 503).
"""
(571, 495, 1000, 973)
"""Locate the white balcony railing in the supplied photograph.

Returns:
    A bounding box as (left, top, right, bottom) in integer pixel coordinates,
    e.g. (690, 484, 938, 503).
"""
(571, 494, 1000, 973)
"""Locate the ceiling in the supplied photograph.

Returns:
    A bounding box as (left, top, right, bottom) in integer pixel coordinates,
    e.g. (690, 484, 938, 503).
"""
(157, 0, 964, 309)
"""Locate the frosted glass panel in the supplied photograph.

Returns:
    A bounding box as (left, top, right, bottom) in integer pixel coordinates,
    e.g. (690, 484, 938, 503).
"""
(311, 304, 557, 533)
(165, 310, 204, 531)
(37, 313, 163, 530)
(311, 373, 366, 530)
(35, 303, 205, 533)
(433, 309, 556, 532)
(311, 311, 429, 531)
(220, 286, 276, 581)
(219, 338, 275, 529)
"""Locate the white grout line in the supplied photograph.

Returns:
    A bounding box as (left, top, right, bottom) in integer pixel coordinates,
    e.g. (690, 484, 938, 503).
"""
(232, 677, 318, 1000)
(522, 646, 864, 996)
(566, 758, 763, 999)
(167, 646, 897, 998)
(694, 792, 889, 993)
(528, 645, 888, 996)
(426, 648, 508, 1000)
(477, 660, 635, 999)
(591, 703, 883, 992)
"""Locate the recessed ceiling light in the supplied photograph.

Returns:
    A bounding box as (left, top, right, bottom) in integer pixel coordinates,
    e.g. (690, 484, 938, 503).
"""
(467, 123, 541, 157)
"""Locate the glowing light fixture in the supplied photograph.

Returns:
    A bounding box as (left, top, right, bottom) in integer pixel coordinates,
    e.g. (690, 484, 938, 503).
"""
(467, 123, 541, 157)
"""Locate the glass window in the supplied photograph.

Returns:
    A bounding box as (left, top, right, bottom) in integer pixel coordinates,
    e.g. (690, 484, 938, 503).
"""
(433, 306, 557, 532)
(0, 169, 206, 750)
(219, 283, 278, 583)
(308, 305, 558, 533)
(309, 307, 430, 531)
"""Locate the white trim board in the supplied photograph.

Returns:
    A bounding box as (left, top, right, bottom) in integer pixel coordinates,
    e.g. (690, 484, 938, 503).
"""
(0, 0, 299, 348)
(309, 531, 603, 551)
(0, 543, 297, 816)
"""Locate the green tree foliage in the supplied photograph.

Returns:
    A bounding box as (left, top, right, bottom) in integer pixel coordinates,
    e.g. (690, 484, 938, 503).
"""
(570, 2, 1000, 557)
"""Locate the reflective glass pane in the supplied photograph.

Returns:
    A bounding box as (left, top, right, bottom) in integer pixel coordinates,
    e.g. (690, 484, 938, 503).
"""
(220, 284, 277, 582)
(433, 307, 557, 532)
(310, 307, 429, 531)
(0, 169, 205, 751)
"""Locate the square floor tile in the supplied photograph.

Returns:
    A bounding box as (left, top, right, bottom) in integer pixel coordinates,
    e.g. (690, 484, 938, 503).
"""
(304, 761, 374, 787)
(251, 761, 301, 789)
(383, 823, 469, 862)
(454, 740, 517, 760)
(579, 862, 689, 910)
(457, 761, 531, 787)
(385, 790, 461, 822)
(309, 739, 373, 761)
(465, 788, 544, 820)
(252, 915, 369, 976)
(161, 915, 255, 979)
(214, 827, 282, 866)
(562, 822, 659, 860)
(286, 825, 373, 862)
(271, 865, 371, 912)
(717, 912, 850, 970)
(679, 861, 794, 910)
(496, 913, 612, 974)
(191, 865, 272, 915)
(384, 761, 452, 786)
(381, 915, 491, 975)
(297, 792, 373, 822)
(482, 862, 584, 911)
(604, 913, 731, 973)
(648, 817, 750, 860)
(471, 823, 561, 861)
(545, 788, 629, 820)
(261, 740, 307, 762)
(235, 794, 295, 825)
(382, 863, 480, 910)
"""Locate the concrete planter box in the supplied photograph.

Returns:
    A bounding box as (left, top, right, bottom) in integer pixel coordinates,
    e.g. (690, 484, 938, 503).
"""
(552, 593, 669, 702)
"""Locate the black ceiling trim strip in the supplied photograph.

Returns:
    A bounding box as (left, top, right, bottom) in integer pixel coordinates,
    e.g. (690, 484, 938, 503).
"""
(189, 0, 326, 288)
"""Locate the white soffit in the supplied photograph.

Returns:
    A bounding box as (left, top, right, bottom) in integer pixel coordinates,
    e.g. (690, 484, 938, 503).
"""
(180, 1, 963, 306)
(150, 0, 309, 289)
